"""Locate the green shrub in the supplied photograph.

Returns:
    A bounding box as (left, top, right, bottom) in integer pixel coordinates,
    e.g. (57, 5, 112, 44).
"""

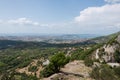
(1, 72, 38, 80)
(114, 50, 120, 63)
(40, 53, 70, 77)
(28, 66, 38, 72)
(113, 67, 120, 78)
(40, 63, 55, 77)
(18, 60, 31, 68)
(0, 62, 6, 68)
(90, 64, 117, 80)
(84, 56, 93, 67)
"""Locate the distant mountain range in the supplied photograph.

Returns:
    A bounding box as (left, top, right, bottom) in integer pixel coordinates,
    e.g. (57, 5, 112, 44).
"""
(0, 34, 100, 43)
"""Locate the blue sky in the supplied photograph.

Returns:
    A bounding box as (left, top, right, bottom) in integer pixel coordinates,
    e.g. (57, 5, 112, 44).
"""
(0, 0, 120, 35)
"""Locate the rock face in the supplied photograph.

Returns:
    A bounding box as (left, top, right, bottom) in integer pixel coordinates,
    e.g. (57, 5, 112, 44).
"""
(107, 63, 120, 67)
(94, 34, 120, 63)
(117, 35, 120, 43)
(61, 60, 92, 78)
(43, 60, 93, 80)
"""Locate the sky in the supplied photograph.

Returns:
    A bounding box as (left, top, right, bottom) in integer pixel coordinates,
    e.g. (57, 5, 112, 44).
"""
(0, 0, 120, 35)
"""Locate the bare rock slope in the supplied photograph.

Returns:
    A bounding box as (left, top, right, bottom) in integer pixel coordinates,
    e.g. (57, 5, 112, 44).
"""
(43, 60, 93, 80)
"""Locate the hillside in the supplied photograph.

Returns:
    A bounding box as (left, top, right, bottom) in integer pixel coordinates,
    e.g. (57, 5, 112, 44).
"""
(92, 33, 120, 63)
(41, 32, 120, 80)
(0, 32, 120, 80)
(87, 33, 120, 80)
(91, 31, 120, 43)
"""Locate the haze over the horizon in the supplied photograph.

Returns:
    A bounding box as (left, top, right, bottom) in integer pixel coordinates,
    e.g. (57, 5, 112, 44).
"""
(0, 0, 120, 35)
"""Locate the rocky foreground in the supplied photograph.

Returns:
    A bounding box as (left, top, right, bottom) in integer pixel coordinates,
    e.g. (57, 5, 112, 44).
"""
(43, 60, 93, 80)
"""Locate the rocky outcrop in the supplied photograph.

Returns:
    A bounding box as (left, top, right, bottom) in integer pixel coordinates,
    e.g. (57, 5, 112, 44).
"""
(93, 34, 120, 63)
(43, 60, 93, 80)
(117, 35, 120, 43)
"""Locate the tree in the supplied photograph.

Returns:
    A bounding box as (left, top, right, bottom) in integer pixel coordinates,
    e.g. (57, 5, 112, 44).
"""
(50, 53, 70, 72)
(41, 53, 70, 77)
(114, 50, 120, 63)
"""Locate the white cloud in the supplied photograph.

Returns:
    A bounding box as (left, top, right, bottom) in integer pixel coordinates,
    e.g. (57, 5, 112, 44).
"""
(105, 0, 120, 3)
(0, 3, 120, 34)
(75, 4, 120, 30)
(0, 18, 66, 28)
(7, 18, 40, 26)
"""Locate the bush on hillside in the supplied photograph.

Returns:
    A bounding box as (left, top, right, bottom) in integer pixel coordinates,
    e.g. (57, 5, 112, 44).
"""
(114, 50, 120, 63)
(84, 56, 93, 67)
(90, 64, 117, 80)
(28, 66, 38, 72)
(40, 53, 70, 77)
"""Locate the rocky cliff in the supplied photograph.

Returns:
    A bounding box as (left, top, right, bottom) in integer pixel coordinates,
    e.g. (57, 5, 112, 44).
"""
(93, 34, 120, 64)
